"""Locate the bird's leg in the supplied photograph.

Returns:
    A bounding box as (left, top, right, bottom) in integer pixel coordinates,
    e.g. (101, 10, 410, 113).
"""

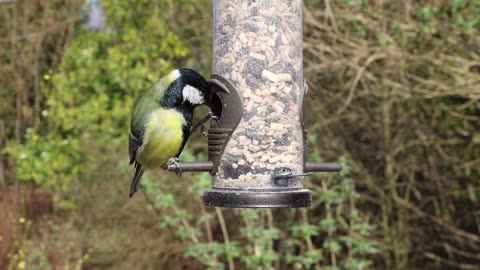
(200, 115, 219, 136)
(190, 112, 213, 136)
(167, 157, 182, 175)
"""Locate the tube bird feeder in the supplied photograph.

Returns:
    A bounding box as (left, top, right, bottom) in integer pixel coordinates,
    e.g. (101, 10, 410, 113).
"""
(167, 0, 341, 208)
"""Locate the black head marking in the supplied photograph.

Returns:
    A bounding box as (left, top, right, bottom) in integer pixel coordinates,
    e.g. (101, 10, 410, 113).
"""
(160, 68, 210, 108)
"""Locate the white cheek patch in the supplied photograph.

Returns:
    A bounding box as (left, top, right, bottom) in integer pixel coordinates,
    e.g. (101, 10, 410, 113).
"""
(183, 84, 204, 105)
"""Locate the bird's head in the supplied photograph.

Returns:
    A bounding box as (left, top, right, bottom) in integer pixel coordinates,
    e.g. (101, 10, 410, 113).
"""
(159, 68, 210, 109)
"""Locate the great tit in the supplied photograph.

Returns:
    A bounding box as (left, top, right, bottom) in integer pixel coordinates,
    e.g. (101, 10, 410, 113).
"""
(128, 68, 210, 197)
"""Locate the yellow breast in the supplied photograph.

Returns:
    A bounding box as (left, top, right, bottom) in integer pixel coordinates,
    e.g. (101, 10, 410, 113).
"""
(138, 108, 185, 169)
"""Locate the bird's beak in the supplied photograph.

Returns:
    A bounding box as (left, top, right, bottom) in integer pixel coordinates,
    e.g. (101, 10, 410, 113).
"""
(205, 91, 213, 108)
(204, 84, 216, 108)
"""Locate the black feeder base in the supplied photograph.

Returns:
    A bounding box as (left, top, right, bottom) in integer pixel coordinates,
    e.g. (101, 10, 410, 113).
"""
(203, 188, 312, 208)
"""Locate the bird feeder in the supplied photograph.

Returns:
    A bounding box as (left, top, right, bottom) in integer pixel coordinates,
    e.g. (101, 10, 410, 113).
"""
(167, 0, 341, 208)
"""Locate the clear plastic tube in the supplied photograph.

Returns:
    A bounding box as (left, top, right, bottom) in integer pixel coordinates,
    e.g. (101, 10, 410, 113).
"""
(213, 0, 304, 189)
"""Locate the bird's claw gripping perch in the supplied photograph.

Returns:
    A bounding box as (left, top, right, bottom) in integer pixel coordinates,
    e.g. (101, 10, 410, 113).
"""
(167, 157, 182, 175)
(191, 112, 217, 137)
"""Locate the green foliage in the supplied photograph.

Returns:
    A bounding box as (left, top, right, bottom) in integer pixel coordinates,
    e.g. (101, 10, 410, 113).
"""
(6, 216, 88, 270)
(416, 1, 480, 33)
(138, 156, 377, 269)
(8, 0, 211, 193)
(185, 242, 242, 270)
(45, 23, 188, 146)
(304, 1, 480, 268)
(3, 129, 81, 192)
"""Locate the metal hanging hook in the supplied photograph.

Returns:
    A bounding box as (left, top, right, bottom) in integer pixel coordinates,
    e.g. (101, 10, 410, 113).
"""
(273, 170, 313, 179)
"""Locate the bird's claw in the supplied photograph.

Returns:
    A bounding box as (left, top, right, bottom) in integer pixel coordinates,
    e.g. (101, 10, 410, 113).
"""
(200, 123, 208, 137)
(167, 157, 182, 176)
(200, 114, 219, 137)
(191, 112, 216, 137)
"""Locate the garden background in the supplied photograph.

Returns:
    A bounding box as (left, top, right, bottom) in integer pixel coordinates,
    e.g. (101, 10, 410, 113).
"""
(0, 0, 479, 269)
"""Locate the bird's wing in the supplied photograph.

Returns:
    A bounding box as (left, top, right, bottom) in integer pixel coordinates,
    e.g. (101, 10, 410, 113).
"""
(129, 161, 144, 197)
(129, 131, 143, 164)
(129, 129, 144, 197)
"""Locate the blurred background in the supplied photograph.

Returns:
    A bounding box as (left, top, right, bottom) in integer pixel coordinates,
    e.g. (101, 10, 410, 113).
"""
(0, 0, 479, 269)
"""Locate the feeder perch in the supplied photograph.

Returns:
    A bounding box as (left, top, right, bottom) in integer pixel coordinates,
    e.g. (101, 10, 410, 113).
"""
(167, 0, 341, 208)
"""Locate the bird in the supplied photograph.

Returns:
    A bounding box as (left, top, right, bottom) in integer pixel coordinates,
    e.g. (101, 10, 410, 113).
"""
(128, 68, 210, 197)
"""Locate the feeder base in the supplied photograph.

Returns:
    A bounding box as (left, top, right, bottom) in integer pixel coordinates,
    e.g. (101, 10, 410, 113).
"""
(203, 188, 312, 208)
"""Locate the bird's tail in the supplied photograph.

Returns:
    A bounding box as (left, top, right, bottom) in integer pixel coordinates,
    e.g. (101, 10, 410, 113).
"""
(129, 162, 144, 198)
